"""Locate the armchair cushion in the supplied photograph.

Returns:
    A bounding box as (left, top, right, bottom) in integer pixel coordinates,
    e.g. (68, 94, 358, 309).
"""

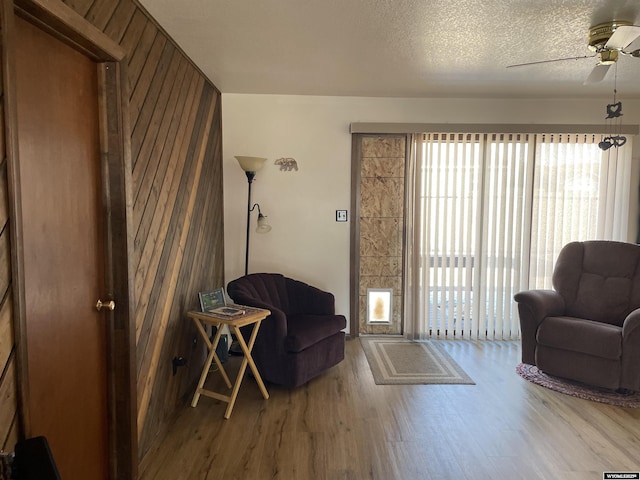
(553, 241, 640, 326)
(537, 316, 622, 360)
(285, 314, 347, 353)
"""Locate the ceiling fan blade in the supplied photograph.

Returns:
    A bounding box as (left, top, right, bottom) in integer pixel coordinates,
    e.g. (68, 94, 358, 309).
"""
(605, 25, 640, 50)
(625, 36, 640, 53)
(506, 55, 593, 68)
(584, 63, 611, 84)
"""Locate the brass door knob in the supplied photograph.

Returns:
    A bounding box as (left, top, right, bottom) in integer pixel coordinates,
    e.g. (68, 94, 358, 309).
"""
(96, 299, 115, 311)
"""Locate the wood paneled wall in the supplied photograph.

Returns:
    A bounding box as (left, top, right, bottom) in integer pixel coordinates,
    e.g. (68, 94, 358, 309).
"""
(0, 19, 19, 449)
(0, 0, 225, 465)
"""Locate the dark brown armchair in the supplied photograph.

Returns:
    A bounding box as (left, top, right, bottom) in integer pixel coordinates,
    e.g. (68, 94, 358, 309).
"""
(227, 273, 346, 387)
(514, 240, 640, 392)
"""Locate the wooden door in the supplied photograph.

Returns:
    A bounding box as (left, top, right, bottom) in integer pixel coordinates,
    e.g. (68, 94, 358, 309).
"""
(15, 17, 109, 479)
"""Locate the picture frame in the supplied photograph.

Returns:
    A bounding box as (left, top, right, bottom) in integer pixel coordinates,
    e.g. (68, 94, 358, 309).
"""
(198, 288, 226, 312)
(367, 288, 393, 324)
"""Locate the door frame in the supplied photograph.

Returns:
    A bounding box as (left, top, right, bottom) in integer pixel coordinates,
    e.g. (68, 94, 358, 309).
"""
(1, 0, 137, 477)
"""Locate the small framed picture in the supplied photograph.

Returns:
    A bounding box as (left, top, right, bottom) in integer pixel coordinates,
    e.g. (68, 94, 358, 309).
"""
(198, 288, 226, 312)
(367, 288, 393, 324)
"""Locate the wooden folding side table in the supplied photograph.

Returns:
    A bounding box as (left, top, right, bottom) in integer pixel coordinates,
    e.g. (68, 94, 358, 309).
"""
(188, 306, 271, 419)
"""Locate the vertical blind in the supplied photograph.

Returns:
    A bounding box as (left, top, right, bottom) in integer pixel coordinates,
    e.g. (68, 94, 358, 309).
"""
(405, 132, 633, 340)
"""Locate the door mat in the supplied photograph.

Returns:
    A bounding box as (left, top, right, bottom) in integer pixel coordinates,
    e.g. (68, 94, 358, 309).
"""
(360, 337, 475, 385)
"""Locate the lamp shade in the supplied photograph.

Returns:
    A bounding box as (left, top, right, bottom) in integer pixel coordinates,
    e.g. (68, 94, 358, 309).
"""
(256, 213, 272, 233)
(235, 156, 267, 173)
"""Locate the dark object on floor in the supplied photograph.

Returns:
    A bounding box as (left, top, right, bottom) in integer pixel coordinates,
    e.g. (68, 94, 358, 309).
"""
(228, 337, 243, 356)
(13, 436, 61, 480)
(516, 363, 640, 407)
(227, 273, 346, 387)
(515, 240, 640, 392)
(0, 451, 14, 480)
(210, 328, 229, 362)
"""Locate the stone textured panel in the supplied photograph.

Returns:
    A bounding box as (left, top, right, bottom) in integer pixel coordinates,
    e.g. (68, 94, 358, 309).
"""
(360, 177, 404, 218)
(362, 136, 405, 158)
(359, 218, 402, 258)
(359, 276, 403, 296)
(361, 157, 405, 178)
(360, 256, 402, 276)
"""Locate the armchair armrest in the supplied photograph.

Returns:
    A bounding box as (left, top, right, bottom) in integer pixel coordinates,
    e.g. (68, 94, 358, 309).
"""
(621, 308, 640, 390)
(514, 289, 565, 365)
(514, 290, 565, 323)
(304, 287, 335, 315)
(286, 278, 336, 315)
(237, 301, 288, 357)
(623, 308, 640, 338)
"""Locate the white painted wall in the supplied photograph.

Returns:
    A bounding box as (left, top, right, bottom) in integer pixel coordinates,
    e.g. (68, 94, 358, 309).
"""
(222, 94, 640, 333)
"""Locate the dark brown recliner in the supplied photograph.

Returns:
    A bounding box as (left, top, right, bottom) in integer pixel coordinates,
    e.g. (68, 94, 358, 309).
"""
(227, 273, 346, 387)
(514, 240, 640, 392)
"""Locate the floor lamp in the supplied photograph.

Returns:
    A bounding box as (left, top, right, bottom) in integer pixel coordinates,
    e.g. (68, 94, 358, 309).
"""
(235, 156, 272, 275)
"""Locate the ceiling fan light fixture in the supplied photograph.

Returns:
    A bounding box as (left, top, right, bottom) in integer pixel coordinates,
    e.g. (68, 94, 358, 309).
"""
(588, 21, 632, 51)
(598, 49, 618, 65)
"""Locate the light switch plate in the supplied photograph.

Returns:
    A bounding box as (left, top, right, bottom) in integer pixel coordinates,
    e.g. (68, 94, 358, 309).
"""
(336, 210, 348, 222)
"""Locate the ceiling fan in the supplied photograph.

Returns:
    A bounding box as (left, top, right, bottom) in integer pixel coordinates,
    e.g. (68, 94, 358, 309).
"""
(507, 21, 640, 83)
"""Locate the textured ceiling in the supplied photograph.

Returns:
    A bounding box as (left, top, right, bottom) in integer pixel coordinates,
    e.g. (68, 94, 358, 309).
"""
(139, 0, 640, 98)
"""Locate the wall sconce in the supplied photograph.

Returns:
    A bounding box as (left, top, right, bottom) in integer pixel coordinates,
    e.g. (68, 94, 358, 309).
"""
(235, 156, 271, 275)
(250, 203, 272, 234)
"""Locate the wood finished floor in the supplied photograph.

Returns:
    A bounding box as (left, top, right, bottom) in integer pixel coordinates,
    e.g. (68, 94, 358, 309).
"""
(139, 338, 640, 480)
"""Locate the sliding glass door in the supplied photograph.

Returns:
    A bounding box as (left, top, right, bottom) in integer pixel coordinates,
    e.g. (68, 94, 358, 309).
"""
(405, 132, 632, 340)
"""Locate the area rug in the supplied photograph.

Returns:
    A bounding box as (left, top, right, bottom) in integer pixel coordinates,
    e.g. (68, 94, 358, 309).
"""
(360, 337, 475, 385)
(516, 363, 640, 408)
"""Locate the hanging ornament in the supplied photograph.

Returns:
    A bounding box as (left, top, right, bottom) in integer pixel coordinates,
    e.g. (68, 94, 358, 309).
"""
(599, 64, 626, 151)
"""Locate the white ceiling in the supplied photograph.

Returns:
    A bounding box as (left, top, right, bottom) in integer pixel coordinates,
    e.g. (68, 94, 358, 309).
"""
(139, 0, 640, 99)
